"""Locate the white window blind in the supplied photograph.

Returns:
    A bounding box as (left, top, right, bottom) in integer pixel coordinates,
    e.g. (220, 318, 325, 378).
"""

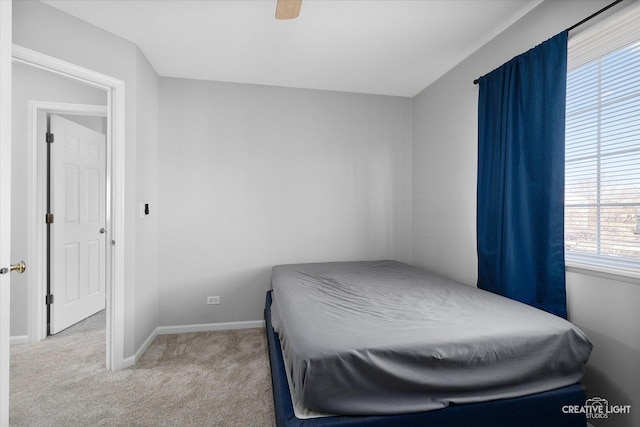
(565, 3, 640, 271)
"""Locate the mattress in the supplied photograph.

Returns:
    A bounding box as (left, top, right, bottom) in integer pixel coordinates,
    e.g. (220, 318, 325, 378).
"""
(265, 291, 589, 427)
(270, 260, 592, 416)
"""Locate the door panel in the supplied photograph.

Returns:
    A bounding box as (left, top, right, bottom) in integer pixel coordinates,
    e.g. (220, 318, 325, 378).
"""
(0, 1, 12, 423)
(87, 240, 100, 294)
(64, 243, 80, 303)
(50, 114, 106, 334)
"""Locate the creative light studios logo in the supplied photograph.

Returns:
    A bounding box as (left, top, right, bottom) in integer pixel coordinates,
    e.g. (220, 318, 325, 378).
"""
(563, 396, 632, 419)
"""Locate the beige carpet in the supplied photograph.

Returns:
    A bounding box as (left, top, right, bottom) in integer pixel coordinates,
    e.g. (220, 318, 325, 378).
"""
(10, 314, 276, 427)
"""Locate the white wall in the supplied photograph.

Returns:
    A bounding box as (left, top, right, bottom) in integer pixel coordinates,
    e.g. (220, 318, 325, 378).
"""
(159, 77, 412, 326)
(13, 1, 160, 358)
(10, 62, 106, 337)
(60, 115, 107, 135)
(566, 270, 640, 427)
(411, 1, 639, 426)
(134, 49, 160, 351)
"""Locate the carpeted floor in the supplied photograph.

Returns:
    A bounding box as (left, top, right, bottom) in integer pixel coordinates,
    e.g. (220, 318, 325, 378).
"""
(10, 312, 276, 426)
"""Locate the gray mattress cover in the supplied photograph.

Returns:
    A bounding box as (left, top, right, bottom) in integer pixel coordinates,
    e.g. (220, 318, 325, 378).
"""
(270, 260, 592, 416)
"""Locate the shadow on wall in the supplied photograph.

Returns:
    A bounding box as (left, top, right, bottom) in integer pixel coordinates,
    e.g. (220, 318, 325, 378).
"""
(580, 326, 639, 427)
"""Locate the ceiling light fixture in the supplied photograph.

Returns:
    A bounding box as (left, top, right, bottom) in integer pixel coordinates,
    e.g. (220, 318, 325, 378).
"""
(275, 0, 302, 20)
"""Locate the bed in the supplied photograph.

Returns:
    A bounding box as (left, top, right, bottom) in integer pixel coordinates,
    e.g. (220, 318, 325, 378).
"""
(265, 260, 592, 427)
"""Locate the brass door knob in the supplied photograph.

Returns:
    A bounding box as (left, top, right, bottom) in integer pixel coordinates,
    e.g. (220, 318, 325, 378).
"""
(0, 260, 26, 275)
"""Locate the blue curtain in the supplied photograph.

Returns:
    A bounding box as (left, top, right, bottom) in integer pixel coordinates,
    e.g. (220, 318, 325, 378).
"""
(477, 31, 568, 318)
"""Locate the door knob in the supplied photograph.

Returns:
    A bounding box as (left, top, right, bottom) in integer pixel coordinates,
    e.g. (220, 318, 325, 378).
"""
(0, 260, 27, 275)
(99, 227, 107, 234)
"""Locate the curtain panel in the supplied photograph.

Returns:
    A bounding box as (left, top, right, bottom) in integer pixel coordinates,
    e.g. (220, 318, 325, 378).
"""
(477, 31, 568, 318)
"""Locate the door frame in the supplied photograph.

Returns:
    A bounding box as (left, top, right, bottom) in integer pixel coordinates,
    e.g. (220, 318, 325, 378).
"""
(13, 45, 126, 371)
(28, 102, 108, 342)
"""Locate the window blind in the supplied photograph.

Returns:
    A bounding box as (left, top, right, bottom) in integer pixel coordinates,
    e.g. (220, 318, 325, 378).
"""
(565, 2, 640, 270)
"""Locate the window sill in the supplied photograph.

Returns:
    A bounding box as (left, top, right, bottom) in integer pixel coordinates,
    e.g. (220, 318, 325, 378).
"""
(566, 260, 640, 285)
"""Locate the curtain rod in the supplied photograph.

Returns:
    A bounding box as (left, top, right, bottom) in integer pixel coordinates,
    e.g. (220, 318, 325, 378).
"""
(472, 0, 626, 85)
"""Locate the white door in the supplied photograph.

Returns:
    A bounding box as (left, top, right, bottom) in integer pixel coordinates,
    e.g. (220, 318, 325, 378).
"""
(0, 0, 12, 424)
(50, 115, 106, 334)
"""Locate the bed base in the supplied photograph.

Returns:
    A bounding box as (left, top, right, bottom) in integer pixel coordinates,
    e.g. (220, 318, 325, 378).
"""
(265, 291, 587, 427)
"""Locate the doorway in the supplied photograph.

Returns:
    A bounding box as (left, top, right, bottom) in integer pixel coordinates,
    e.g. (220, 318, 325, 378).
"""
(13, 45, 126, 370)
(26, 103, 109, 343)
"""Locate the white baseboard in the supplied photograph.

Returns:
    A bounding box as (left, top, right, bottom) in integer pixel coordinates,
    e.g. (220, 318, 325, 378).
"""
(125, 320, 265, 368)
(122, 326, 160, 369)
(10, 335, 29, 345)
(122, 355, 135, 369)
(156, 320, 265, 335)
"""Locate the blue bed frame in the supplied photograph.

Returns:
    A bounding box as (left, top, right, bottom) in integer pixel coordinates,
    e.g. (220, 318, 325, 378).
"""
(265, 291, 587, 427)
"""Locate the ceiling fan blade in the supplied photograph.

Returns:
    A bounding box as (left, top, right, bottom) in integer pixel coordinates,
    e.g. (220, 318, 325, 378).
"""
(275, 0, 302, 20)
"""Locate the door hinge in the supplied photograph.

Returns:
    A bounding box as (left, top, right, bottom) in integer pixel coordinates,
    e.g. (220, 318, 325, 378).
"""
(45, 213, 54, 224)
(45, 294, 54, 305)
(46, 132, 54, 143)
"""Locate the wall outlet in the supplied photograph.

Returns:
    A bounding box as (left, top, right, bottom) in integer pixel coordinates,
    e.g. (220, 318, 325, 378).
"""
(207, 296, 220, 305)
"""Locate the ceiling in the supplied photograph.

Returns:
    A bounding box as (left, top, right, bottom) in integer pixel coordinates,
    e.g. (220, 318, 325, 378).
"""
(41, 0, 543, 97)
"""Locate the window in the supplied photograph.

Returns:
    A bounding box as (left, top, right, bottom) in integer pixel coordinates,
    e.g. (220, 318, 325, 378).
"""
(565, 3, 640, 272)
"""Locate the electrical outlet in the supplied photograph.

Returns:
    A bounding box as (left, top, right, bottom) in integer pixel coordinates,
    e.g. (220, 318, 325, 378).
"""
(207, 296, 220, 305)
